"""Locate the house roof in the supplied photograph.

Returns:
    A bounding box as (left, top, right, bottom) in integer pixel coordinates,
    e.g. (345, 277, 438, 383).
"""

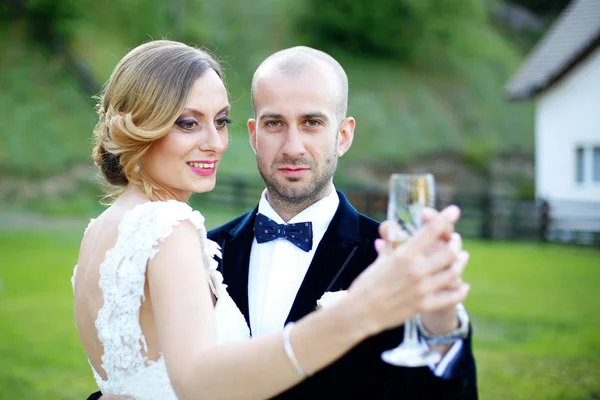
(505, 0, 600, 100)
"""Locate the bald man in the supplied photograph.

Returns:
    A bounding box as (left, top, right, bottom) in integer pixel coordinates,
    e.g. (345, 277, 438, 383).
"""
(208, 47, 477, 399)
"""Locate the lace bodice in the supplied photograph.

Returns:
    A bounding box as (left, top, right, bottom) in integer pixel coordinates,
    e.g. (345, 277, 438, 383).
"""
(72, 201, 250, 399)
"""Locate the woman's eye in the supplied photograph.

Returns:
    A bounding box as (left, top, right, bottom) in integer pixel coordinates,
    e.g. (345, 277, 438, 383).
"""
(215, 117, 232, 129)
(177, 119, 198, 130)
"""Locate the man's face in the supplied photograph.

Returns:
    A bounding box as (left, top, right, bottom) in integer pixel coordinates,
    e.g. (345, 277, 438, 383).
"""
(249, 65, 354, 204)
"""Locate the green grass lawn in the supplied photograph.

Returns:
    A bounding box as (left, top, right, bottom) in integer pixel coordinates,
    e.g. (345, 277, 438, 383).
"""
(464, 241, 600, 399)
(1, 224, 599, 399)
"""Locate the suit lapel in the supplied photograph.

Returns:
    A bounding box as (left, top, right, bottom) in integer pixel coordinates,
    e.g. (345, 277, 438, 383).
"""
(217, 208, 257, 327)
(286, 192, 369, 324)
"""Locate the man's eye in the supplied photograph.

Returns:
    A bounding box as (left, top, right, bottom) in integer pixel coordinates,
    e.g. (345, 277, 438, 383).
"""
(177, 119, 198, 130)
(266, 121, 282, 128)
(305, 120, 321, 127)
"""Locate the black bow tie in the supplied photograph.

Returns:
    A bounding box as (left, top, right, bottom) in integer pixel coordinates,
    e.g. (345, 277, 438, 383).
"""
(254, 213, 313, 252)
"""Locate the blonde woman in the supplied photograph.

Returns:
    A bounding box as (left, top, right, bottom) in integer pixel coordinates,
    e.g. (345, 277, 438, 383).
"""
(73, 40, 470, 400)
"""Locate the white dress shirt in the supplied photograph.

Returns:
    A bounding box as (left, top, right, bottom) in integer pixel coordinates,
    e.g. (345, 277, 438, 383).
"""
(247, 186, 463, 377)
(248, 188, 339, 338)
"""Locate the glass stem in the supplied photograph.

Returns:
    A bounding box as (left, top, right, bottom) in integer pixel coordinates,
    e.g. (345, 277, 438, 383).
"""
(404, 318, 417, 343)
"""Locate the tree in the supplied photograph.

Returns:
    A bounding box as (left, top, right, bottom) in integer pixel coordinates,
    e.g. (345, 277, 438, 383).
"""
(299, 0, 486, 62)
(509, 0, 570, 17)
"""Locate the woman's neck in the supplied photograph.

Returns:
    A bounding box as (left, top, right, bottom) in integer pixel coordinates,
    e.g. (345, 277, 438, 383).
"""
(120, 184, 189, 203)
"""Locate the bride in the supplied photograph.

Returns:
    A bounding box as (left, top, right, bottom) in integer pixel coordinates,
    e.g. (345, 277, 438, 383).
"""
(72, 40, 466, 400)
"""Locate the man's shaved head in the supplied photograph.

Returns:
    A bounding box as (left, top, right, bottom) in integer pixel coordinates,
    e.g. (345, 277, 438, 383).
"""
(251, 46, 349, 121)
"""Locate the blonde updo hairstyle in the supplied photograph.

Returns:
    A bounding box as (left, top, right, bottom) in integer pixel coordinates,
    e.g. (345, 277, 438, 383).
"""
(92, 40, 223, 202)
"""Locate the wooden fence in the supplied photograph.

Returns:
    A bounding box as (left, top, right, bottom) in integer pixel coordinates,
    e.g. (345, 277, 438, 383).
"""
(193, 176, 600, 246)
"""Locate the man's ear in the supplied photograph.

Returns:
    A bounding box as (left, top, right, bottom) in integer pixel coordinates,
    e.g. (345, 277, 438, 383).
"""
(337, 117, 355, 157)
(248, 118, 258, 154)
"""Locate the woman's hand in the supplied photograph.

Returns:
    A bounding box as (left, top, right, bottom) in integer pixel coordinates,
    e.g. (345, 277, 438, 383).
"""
(348, 205, 469, 336)
(417, 208, 470, 337)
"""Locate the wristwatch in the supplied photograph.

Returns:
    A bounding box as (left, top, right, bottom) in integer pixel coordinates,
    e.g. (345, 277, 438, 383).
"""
(416, 303, 470, 345)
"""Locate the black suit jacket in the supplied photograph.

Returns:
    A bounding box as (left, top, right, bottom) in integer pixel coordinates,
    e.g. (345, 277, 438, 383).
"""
(87, 191, 477, 400)
(207, 191, 477, 400)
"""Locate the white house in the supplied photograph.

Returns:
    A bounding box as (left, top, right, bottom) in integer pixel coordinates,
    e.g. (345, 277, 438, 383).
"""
(506, 0, 600, 240)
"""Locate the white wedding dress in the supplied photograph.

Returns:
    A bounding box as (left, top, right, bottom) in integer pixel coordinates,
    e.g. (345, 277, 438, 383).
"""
(72, 201, 250, 399)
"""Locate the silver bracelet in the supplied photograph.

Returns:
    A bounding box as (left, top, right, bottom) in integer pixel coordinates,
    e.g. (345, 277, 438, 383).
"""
(283, 322, 310, 378)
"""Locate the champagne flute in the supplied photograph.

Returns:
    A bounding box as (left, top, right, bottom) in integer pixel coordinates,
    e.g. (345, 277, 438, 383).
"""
(380, 173, 442, 367)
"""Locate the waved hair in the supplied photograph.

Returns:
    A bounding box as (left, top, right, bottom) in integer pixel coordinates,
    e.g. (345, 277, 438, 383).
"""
(91, 40, 223, 203)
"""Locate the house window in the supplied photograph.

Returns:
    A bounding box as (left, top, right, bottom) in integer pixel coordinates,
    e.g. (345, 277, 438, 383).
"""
(576, 147, 585, 183)
(593, 147, 600, 182)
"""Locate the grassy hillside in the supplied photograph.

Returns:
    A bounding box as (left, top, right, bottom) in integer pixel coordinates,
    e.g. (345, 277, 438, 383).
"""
(0, 0, 535, 208)
(0, 27, 96, 178)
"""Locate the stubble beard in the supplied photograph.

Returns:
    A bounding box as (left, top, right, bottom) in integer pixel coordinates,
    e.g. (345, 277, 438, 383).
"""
(257, 151, 338, 214)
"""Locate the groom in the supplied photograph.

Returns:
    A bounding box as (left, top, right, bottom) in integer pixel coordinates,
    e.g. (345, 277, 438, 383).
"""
(207, 47, 477, 399)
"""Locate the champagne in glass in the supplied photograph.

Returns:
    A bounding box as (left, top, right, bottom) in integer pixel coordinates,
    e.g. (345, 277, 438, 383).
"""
(381, 173, 441, 367)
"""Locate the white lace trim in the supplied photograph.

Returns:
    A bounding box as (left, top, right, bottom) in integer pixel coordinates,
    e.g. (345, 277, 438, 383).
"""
(72, 201, 249, 399)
